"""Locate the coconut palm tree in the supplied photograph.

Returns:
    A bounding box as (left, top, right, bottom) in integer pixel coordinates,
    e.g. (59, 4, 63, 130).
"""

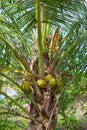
(0, 0, 87, 129)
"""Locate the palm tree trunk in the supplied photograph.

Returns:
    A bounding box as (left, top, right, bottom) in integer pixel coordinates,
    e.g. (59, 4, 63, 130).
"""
(28, 88, 58, 130)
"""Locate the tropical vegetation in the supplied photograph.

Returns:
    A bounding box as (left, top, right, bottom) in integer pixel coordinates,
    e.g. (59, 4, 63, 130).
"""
(0, 0, 87, 130)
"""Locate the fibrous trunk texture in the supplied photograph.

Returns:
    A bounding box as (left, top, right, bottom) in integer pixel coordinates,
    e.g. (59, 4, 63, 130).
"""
(29, 87, 58, 130)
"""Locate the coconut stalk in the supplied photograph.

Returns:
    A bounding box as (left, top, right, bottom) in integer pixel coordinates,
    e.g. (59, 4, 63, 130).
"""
(42, 23, 47, 51)
(37, 0, 44, 76)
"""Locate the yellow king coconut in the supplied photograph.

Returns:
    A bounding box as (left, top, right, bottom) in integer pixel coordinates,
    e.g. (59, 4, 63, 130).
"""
(37, 79, 46, 88)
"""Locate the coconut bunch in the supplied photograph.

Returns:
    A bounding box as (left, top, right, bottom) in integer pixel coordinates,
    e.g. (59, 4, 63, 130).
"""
(37, 74, 64, 93)
(21, 73, 64, 95)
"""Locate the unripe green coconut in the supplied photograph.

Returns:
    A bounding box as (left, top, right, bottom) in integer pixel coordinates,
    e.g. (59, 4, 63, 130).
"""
(49, 78, 56, 87)
(37, 79, 46, 88)
(44, 74, 52, 83)
(22, 81, 31, 92)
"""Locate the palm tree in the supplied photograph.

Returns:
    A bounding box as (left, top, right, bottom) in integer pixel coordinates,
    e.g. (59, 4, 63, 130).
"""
(0, 0, 87, 129)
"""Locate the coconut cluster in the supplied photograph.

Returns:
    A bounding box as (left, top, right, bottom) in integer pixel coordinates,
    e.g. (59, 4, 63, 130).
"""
(36, 74, 64, 92)
(21, 74, 64, 93)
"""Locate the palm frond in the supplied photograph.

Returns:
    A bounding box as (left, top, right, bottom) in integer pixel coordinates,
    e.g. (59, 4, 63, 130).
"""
(1, 0, 86, 30)
(41, 0, 85, 27)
